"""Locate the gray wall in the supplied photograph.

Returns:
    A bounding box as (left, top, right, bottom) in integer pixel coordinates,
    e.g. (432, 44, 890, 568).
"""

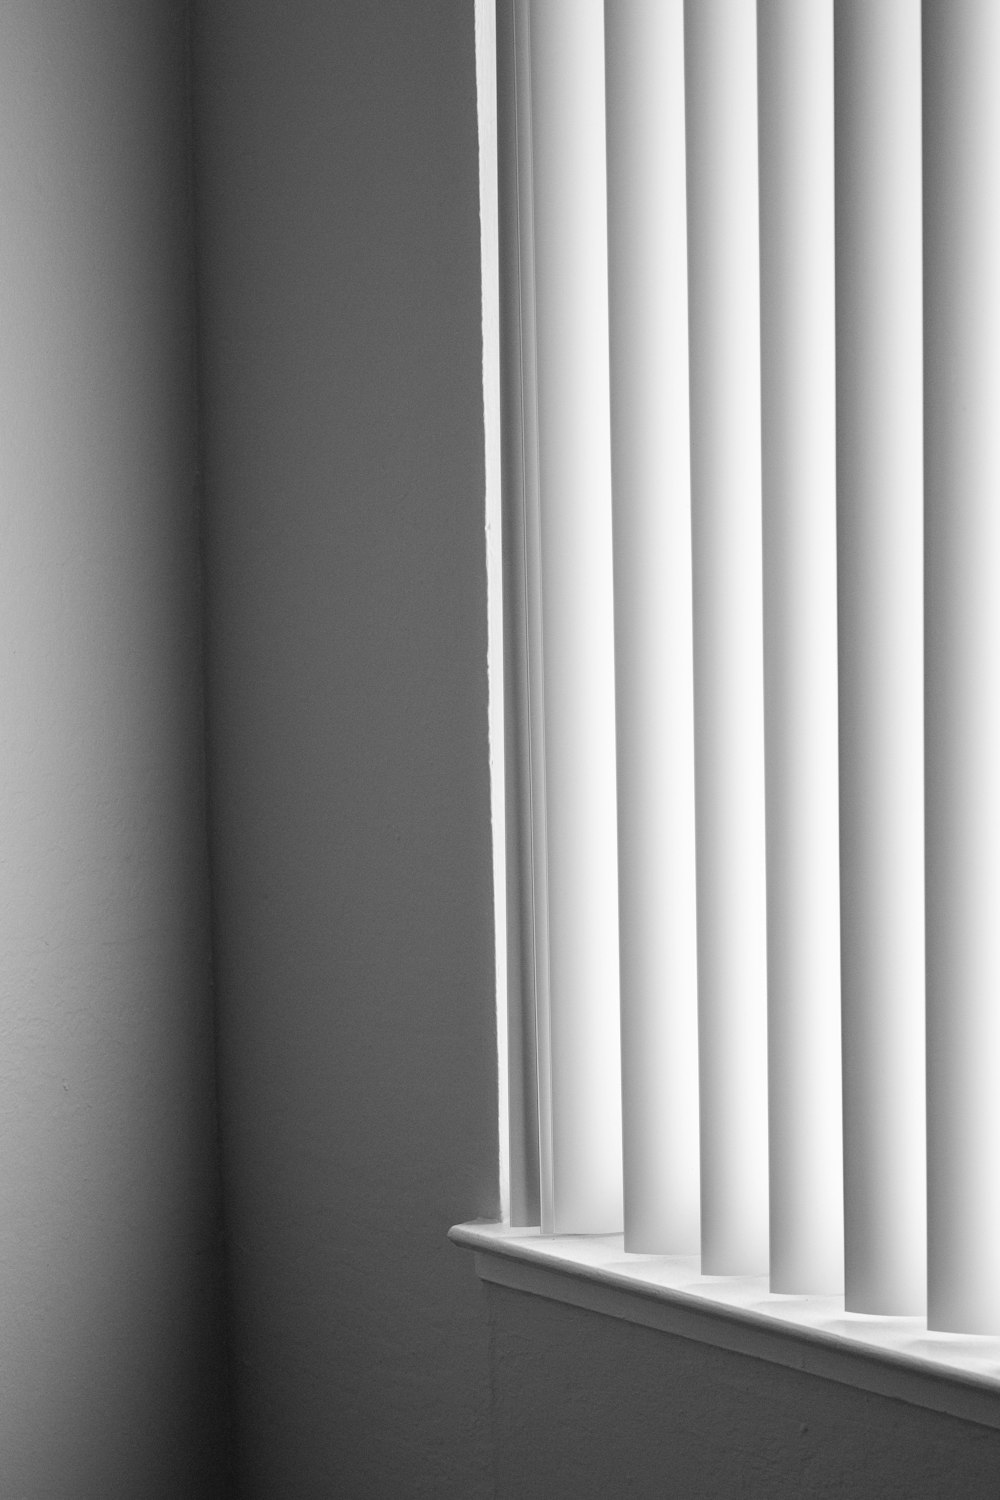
(489, 1284, 1000, 1499)
(193, 2, 500, 1494)
(0, 2, 229, 1494)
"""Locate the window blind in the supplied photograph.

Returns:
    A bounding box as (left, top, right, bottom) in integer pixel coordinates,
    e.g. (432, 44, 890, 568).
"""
(500, 0, 1000, 1336)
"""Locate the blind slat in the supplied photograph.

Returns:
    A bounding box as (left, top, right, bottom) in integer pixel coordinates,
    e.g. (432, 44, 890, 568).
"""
(759, 0, 843, 1295)
(685, 0, 769, 1276)
(522, 0, 623, 1235)
(835, 0, 926, 1316)
(497, 0, 541, 1230)
(924, 0, 1000, 1336)
(605, 0, 700, 1256)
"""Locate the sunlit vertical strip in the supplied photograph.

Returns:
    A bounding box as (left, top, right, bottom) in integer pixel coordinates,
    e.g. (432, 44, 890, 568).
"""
(757, 0, 842, 1295)
(510, 0, 555, 1234)
(685, 0, 769, 1275)
(497, 0, 542, 1229)
(524, 0, 623, 1235)
(476, 0, 511, 1226)
(924, 0, 1000, 1336)
(605, 0, 699, 1254)
(835, 0, 925, 1316)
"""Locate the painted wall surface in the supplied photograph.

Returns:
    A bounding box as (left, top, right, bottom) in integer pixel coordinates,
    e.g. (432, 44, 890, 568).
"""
(488, 1283, 1000, 1499)
(0, 2, 230, 1494)
(193, 2, 500, 1495)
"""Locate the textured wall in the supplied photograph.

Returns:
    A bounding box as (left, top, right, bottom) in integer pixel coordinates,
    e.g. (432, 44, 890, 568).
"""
(488, 1283, 1000, 1499)
(0, 2, 230, 1494)
(193, 2, 499, 1494)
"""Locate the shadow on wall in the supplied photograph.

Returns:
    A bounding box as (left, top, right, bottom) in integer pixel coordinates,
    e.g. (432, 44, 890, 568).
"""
(0, 2, 227, 1493)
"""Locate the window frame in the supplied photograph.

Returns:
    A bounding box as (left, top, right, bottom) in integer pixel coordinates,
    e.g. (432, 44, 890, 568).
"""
(452, 0, 1000, 1434)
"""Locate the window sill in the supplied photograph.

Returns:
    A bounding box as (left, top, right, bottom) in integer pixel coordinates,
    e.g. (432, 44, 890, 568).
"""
(450, 1220, 1000, 1430)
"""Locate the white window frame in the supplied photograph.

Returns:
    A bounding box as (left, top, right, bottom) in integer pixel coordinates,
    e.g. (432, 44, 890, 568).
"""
(452, 0, 1000, 1433)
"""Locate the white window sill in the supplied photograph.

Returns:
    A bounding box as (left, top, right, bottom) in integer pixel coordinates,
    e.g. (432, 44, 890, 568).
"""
(450, 1220, 1000, 1430)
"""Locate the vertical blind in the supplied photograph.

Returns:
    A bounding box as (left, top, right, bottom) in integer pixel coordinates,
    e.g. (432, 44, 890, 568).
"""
(498, 0, 1000, 1336)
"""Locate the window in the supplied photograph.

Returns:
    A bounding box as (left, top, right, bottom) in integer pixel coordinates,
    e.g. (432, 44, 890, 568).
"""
(454, 0, 1000, 1430)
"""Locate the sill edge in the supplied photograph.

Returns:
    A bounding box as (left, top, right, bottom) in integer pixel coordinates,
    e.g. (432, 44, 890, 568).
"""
(450, 1220, 1000, 1431)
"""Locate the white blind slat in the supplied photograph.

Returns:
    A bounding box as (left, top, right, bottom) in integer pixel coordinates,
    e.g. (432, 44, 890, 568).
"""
(685, 0, 769, 1277)
(605, 0, 699, 1256)
(522, 0, 623, 1236)
(835, 0, 926, 1316)
(924, 0, 1000, 1336)
(758, 0, 843, 1296)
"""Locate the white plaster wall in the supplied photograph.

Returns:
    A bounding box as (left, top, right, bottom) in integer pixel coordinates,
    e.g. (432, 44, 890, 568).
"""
(0, 3, 230, 1493)
(193, 2, 500, 1494)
